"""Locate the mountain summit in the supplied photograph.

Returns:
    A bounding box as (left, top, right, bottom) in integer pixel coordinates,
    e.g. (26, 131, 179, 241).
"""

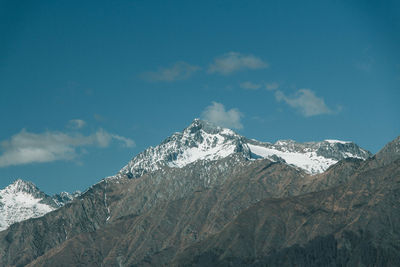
(375, 135, 400, 165)
(118, 119, 371, 178)
(118, 119, 249, 178)
(0, 179, 78, 231)
(0, 179, 56, 231)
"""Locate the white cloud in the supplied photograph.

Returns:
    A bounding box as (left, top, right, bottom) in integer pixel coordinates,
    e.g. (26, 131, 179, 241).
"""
(275, 89, 332, 117)
(0, 129, 135, 167)
(266, 82, 279, 91)
(67, 119, 86, 129)
(201, 102, 243, 129)
(240, 81, 262, 90)
(208, 52, 268, 75)
(111, 134, 135, 148)
(142, 61, 200, 82)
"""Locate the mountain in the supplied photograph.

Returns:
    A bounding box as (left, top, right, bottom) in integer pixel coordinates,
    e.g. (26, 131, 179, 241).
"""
(374, 135, 400, 166)
(172, 149, 400, 266)
(0, 179, 78, 231)
(118, 119, 371, 178)
(0, 119, 371, 234)
(52, 191, 81, 207)
(0, 120, 390, 267)
(7, 135, 395, 267)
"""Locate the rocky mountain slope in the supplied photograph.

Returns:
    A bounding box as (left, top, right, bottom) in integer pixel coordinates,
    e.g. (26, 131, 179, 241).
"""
(0, 120, 394, 267)
(0, 179, 78, 231)
(19, 135, 399, 267)
(172, 156, 400, 266)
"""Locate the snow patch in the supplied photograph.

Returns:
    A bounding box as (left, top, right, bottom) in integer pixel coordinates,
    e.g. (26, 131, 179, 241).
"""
(324, 139, 351, 144)
(248, 144, 337, 174)
(0, 181, 55, 231)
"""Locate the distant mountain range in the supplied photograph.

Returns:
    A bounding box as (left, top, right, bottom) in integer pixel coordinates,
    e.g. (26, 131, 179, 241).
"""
(0, 119, 398, 266)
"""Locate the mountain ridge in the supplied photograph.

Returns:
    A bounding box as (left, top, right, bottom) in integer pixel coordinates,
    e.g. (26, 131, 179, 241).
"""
(0, 134, 397, 266)
(118, 119, 371, 178)
(22, 139, 400, 266)
(0, 119, 371, 232)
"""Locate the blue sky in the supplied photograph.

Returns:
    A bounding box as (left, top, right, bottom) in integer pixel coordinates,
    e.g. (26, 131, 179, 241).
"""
(1, 0, 399, 194)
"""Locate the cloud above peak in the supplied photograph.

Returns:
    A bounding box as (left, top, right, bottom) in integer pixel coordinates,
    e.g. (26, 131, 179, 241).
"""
(141, 61, 200, 82)
(201, 102, 243, 129)
(208, 52, 268, 75)
(0, 128, 135, 167)
(275, 89, 333, 117)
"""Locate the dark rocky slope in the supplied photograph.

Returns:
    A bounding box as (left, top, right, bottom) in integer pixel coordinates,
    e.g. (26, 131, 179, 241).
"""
(26, 155, 391, 266)
(172, 159, 400, 266)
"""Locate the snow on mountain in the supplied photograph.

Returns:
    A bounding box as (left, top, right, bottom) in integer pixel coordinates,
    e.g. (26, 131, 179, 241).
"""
(0, 179, 78, 231)
(246, 139, 370, 174)
(118, 119, 249, 178)
(118, 119, 372, 178)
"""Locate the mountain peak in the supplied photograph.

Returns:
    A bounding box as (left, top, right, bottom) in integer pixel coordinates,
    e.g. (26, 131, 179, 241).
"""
(184, 119, 234, 135)
(5, 179, 41, 195)
(0, 179, 79, 231)
(375, 135, 400, 165)
(0, 179, 54, 231)
(118, 120, 246, 179)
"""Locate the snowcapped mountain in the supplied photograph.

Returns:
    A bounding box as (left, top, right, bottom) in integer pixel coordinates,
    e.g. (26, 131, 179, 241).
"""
(0, 179, 78, 231)
(118, 119, 249, 178)
(246, 138, 371, 174)
(118, 119, 372, 178)
(0, 120, 371, 232)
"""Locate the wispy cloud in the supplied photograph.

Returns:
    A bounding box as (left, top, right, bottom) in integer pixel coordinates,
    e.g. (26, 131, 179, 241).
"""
(0, 129, 135, 167)
(275, 89, 333, 117)
(141, 61, 200, 82)
(266, 82, 279, 91)
(208, 52, 268, 75)
(240, 81, 262, 90)
(201, 102, 243, 129)
(111, 134, 135, 148)
(67, 119, 86, 129)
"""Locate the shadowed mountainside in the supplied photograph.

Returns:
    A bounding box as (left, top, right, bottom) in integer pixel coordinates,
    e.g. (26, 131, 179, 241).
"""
(172, 157, 400, 266)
